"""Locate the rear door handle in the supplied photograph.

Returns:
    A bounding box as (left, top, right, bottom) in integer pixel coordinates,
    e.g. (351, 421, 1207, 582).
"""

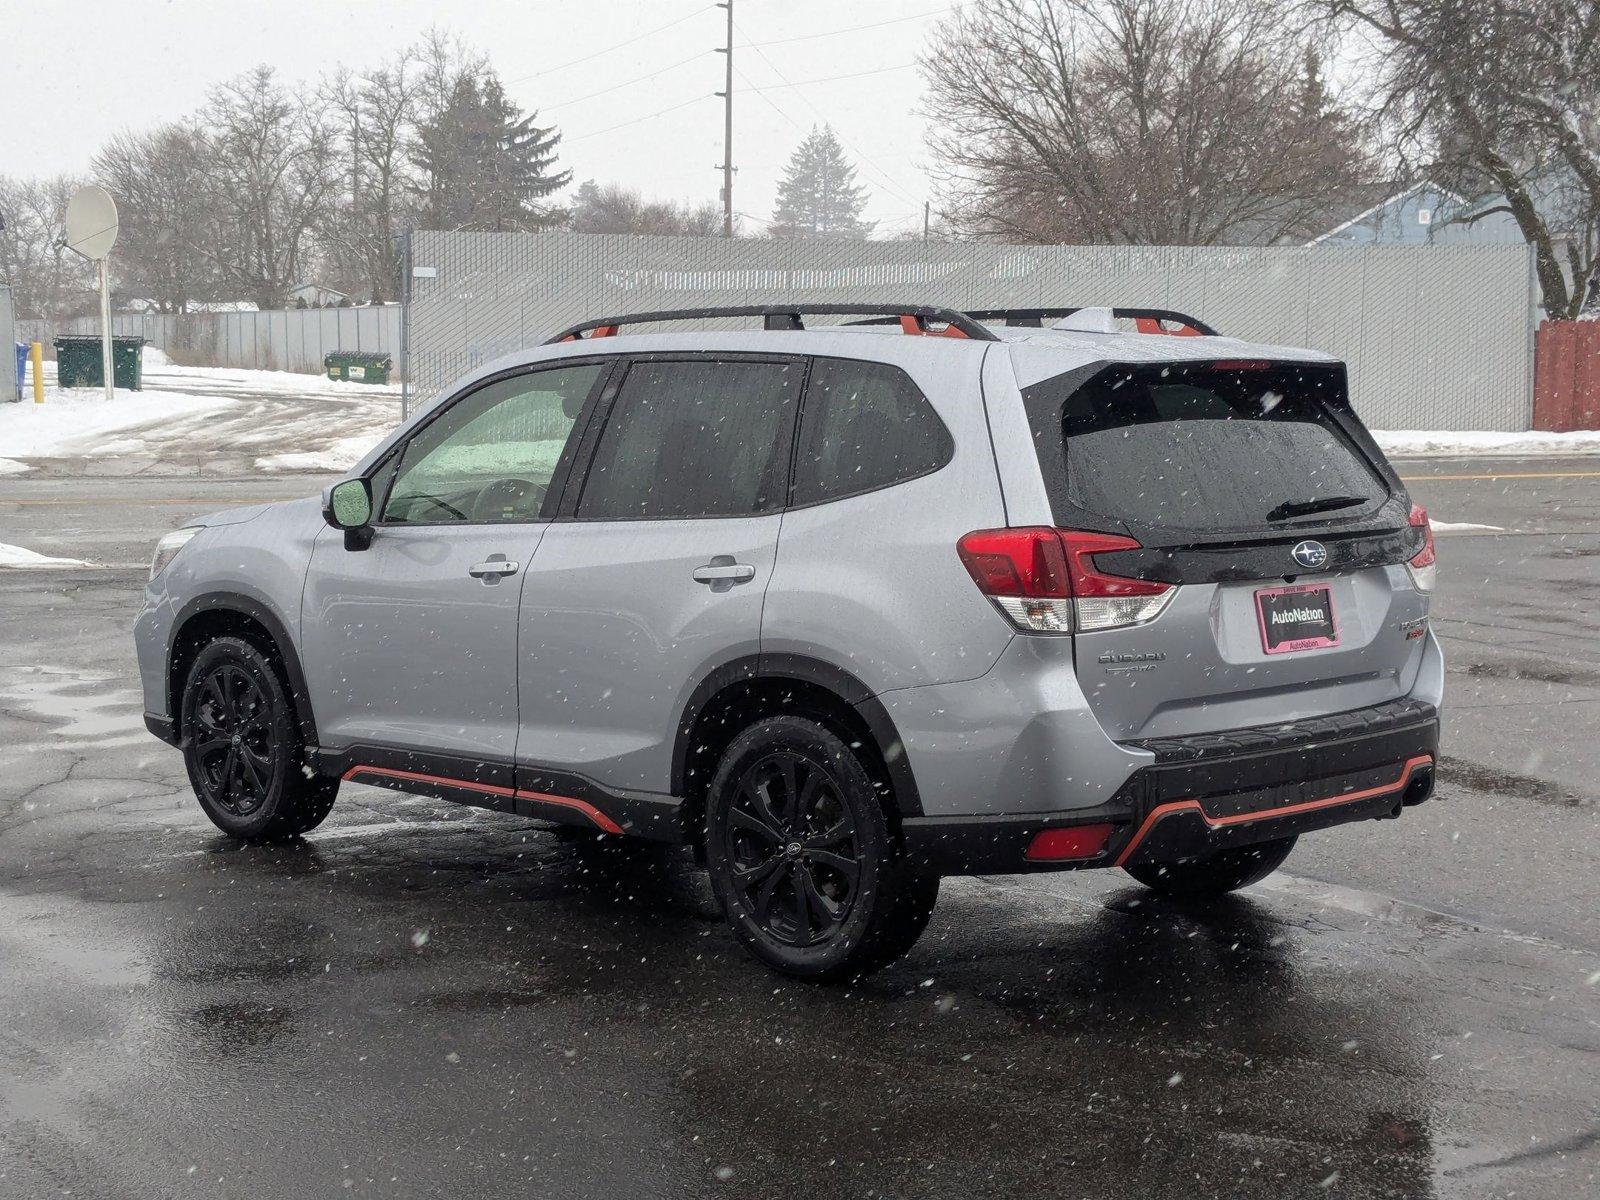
(692, 559, 756, 586)
(468, 558, 520, 579)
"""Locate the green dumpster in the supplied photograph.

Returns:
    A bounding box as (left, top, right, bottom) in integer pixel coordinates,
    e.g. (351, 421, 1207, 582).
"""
(54, 335, 146, 391)
(325, 351, 392, 385)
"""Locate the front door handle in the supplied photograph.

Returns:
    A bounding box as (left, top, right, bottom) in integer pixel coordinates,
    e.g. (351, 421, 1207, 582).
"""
(468, 558, 520, 580)
(692, 558, 756, 588)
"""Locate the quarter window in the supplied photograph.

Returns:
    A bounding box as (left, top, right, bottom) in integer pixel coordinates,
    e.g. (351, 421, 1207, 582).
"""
(382, 363, 604, 524)
(791, 358, 952, 506)
(576, 360, 802, 520)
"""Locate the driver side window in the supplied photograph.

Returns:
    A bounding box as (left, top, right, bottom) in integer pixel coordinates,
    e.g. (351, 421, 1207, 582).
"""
(381, 363, 605, 524)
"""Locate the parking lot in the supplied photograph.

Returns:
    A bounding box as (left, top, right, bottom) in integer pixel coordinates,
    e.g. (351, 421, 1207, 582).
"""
(1, 457, 1596, 1199)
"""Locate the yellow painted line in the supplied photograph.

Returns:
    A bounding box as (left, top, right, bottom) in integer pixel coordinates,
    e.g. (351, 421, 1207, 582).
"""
(1399, 470, 1600, 482)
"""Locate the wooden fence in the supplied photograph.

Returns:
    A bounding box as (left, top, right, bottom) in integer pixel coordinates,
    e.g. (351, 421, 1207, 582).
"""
(1533, 319, 1600, 431)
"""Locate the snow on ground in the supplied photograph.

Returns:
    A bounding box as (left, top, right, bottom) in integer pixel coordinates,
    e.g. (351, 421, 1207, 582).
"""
(0, 458, 29, 476)
(0, 387, 236, 459)
(151, 361, 402, 398)
(0, 542, 93, 569)
(1432, 521, 1505, 533)
(1375, 429, 1600, 457)
(255, 434, 385, 473)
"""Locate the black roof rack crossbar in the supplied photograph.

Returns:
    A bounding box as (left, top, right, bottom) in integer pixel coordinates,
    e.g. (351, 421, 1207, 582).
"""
(544, 304, 1001, 344)
(960, 307, 1220, 335)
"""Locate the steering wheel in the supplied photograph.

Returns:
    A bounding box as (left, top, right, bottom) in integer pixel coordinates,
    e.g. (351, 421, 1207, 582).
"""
(472, 477, 546, 521)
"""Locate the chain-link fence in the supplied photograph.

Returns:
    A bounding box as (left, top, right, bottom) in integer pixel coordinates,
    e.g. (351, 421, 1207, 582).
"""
(406, 232, 1537, 430)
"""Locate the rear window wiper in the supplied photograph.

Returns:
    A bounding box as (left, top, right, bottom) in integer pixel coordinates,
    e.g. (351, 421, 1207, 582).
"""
(1266, 494, 1369, 522)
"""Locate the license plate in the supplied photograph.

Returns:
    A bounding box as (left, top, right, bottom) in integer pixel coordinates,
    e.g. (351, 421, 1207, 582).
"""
(1255, 583, 1339, 654)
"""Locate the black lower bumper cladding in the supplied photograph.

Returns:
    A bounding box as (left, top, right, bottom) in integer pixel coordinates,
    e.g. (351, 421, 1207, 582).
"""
(903, 699, 1440, 875)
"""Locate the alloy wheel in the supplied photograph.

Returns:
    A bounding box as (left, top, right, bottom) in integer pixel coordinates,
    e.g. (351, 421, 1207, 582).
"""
(190, 664, 275, 816)
(724, 750, 862, 947)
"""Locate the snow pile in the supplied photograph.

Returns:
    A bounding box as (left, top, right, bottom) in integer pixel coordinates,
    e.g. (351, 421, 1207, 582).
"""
(1375, 429, 1600, 457)
(256, 434, 385, 473)
(152, 362, 402, 397)
(0, 542, 93, 569)
(0, 387, 236, 459)
(0, 458, 29, 476)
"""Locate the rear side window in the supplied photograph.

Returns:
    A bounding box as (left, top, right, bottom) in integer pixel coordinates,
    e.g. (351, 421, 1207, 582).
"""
(791, 358, 952, 506)
(577, 359, 801, 520)
(1027, 362, 1387, 534)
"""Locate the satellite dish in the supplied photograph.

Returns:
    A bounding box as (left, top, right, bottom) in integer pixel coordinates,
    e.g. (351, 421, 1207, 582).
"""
(64, 185, 119, 261)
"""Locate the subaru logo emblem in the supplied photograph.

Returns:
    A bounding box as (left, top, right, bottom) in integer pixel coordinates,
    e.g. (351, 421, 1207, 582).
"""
(1291, 540, 1329, 570)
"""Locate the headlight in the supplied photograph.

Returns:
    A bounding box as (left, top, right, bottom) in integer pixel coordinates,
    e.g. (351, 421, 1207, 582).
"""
(150, 527, 201, 580)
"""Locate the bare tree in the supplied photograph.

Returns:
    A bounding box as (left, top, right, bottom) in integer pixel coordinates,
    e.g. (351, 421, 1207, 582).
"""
(93, 125, 218, 312)
(921, 0, 1372, 245)
(323, 55, 421, 302)
(195, 66, 340, 308)
(0, 173, 94, 319)
(1311, 0, 1600, 318)
(568, 180, 723, 236)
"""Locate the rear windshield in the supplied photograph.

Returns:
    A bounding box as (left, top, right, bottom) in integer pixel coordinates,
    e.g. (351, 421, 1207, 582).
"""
(1026, 362, 1388, 534)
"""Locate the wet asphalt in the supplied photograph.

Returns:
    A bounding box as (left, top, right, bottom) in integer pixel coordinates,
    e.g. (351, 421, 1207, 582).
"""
(0, 459, 1596, 1199)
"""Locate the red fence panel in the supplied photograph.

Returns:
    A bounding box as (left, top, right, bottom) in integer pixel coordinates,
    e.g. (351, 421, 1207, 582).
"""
(1534, 319, 1600, 431)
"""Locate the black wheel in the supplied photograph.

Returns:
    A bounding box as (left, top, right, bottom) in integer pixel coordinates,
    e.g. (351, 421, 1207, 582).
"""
(1124, 836, 1296, 898)
(705, 716, 938, 981)
(180, 637, 337, 841)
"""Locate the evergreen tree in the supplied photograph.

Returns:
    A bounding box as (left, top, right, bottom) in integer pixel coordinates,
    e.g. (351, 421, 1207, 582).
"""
(769, 126, 874, 238)
(414, 70, 568, 232)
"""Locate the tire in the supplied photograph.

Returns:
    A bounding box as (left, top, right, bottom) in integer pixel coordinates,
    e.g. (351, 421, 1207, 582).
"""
(1123, 835, 1296, 899)
(704, 715, 938, 982)
(179, 636, 337, 841)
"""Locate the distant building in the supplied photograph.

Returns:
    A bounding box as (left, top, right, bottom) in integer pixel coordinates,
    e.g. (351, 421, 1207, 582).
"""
(287, 282, 350, 308)
(1307, 180, 1524, 247)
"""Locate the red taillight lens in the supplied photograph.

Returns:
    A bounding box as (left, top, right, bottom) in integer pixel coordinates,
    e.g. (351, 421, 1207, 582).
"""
(1025, 823, 1114, 862)
(1407, 504, 1436, 592)
(957, 528, 1174, 632)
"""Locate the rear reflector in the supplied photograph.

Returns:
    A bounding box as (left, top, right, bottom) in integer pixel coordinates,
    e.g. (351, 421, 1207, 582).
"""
(1406, 503, 1436, 593)
(957, 528, 1174, 633)
(1025, 823, 1115, 862)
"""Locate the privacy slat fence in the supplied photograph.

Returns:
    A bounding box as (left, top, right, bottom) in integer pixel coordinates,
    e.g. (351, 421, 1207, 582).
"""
(407, 233, 1538, 432)
(17, 305, 401, 377)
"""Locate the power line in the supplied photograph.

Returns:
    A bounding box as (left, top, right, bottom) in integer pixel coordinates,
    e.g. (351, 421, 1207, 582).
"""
(503, 5, 715, 85)
(740, 8, 954, 49)
(742, 63, 915, 92)
(564, 93, 712, 144)
(544, 51, 710, 110)
(733, 19, 926, 211)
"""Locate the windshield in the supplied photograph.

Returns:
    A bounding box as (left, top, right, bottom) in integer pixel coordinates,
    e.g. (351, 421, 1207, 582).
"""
(1029, 362, 1389, 535)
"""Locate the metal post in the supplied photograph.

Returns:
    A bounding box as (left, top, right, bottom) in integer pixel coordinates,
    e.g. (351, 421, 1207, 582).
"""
(923, 201, 930, 241)
(98, 257, 114, 400)
(717, 0, 734, 237)
(400, 228, 412, 423)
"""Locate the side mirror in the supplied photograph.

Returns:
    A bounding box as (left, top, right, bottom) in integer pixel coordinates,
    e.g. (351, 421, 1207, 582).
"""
(323, 479, 374, 550)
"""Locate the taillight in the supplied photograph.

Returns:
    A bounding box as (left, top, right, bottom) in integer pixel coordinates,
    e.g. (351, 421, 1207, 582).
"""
(957, 528, 1174, 633)
(1406, 504, 1436, 593)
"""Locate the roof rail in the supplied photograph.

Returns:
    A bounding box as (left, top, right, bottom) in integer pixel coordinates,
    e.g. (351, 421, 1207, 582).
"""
(961, 307, 1220, 336)
(544, 304, 1000, 345)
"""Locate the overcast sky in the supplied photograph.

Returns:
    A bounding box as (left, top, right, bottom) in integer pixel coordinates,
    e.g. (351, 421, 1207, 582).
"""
(8, 0, 952, 236)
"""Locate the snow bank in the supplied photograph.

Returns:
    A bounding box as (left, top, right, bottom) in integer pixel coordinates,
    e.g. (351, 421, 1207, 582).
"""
(0, 457, 29, 476)
(1375, 429, 1600, 457)
(0, 388, 235, 459)
(0, 542, 93, 569)
(255, 434, 385, 473)
(150, 363, 401, 397)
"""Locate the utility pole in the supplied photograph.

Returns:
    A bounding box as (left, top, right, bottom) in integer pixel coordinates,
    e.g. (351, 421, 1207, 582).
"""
(923, 200, 931, 241)
(715, 0, 734, 237)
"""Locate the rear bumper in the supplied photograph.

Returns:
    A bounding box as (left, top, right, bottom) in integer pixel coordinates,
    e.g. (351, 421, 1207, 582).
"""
(902, 698, 1439, 875)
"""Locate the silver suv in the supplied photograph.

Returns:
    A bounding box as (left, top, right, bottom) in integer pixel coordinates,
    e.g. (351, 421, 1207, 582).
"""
(135, 304, 1443, 980)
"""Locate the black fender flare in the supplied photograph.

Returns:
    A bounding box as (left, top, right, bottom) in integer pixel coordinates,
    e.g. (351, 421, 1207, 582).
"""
(671, 652, 923, 818)
(167, 592, 319, 747)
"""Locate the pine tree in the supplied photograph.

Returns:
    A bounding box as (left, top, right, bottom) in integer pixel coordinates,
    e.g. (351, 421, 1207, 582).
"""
(769, 126, 874, 238)
(414, 71, 569, 232)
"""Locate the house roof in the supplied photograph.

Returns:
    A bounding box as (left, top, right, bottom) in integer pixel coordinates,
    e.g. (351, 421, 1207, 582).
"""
(1306, 179, 1469, 245)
